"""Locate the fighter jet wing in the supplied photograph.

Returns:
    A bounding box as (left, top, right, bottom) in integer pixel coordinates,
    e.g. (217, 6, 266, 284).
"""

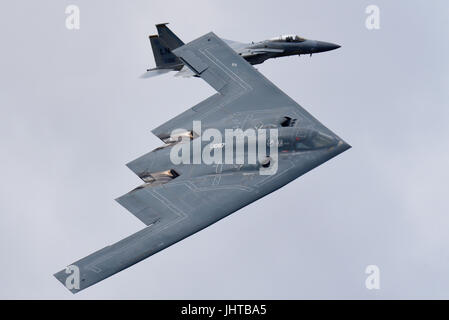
(54, 32, 349, 293)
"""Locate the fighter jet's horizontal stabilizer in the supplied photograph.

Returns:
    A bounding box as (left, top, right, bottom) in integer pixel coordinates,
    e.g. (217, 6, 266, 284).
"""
(140, 69, 171, 78)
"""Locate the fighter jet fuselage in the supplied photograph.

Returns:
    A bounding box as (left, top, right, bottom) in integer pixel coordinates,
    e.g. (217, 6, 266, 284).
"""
(145, 24, 340, 77)
(241, 36, 341, 65)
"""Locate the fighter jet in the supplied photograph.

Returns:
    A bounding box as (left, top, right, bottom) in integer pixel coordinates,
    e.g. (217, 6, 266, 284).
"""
(54, 32, 350, 293)
(143, 23, 340, 77)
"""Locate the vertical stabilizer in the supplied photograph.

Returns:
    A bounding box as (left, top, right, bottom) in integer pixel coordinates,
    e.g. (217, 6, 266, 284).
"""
(149, 35, 183, 70)
(156, 23, 185, 50)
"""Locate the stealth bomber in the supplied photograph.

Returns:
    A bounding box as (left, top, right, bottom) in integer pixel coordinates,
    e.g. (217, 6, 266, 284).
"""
(54, 32, 350, 293)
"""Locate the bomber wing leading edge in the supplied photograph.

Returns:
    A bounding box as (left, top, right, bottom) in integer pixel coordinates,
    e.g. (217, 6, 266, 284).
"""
(54, 32, 350, 293)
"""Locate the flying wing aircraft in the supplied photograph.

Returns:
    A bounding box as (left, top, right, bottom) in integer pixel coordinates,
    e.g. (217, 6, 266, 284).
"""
(144, 23, 340, 77)
(54, 32, 350, 293)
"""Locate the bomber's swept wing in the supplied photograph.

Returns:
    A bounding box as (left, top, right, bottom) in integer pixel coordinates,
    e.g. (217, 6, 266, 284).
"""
(54, 32, 349, 293)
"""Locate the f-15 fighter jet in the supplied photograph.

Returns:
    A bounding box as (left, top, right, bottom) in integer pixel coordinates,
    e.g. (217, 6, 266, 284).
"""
(54, 32, 350, 293)
(143, 23, 340, 77)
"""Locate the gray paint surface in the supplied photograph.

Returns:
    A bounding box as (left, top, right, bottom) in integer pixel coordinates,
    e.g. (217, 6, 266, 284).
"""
(54, 32, 349, 293)
(0, 0, 448, 299)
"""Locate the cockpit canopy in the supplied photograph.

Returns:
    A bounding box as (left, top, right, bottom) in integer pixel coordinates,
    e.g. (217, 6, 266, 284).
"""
(275, 127, 338, 151)
(269, 34, 306, 42)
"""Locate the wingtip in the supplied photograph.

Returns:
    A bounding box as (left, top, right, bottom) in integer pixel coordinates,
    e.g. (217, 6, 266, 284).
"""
(53, 269, 79, 294)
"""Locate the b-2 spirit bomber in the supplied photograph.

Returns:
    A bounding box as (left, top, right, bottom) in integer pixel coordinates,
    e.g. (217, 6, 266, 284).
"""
(54, 31, 349, 293)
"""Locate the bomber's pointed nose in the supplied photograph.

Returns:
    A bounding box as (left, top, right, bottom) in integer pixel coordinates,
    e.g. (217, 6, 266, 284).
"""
(316, 41, 341, 52)
(328, 139, 351, 159)
(338, 140, 351, 152)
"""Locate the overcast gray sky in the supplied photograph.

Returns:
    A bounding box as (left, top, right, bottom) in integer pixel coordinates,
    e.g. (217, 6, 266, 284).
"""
(0, 0, 448, 299)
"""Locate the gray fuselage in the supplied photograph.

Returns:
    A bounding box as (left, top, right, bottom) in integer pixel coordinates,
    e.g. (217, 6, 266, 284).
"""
(232, 37, 340, 65)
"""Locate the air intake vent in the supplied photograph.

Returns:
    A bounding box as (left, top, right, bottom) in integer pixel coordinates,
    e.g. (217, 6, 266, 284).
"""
(280, 116, 297, 127)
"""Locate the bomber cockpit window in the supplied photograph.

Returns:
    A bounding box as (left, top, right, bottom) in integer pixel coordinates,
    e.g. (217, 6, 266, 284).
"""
(295, 131, 336, 150)
(280, 116, 297, 127)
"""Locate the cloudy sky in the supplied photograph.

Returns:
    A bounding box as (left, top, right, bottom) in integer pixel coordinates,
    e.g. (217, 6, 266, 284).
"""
(0, 0, 448, 299)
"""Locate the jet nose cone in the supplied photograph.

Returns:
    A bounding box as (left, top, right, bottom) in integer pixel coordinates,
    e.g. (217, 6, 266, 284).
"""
(316, 41, 341, 52)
